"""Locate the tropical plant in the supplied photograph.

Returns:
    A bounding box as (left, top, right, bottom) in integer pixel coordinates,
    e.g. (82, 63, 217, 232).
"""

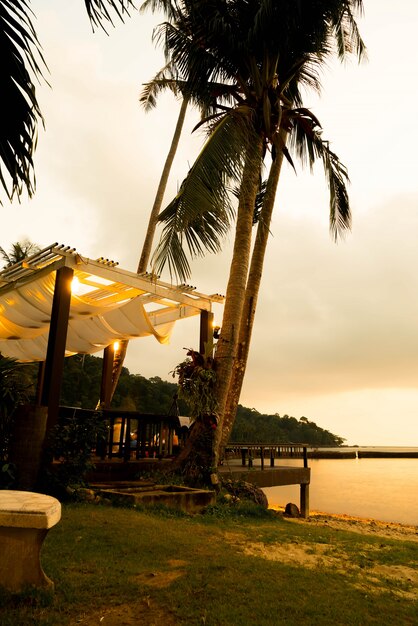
(147, 0, 366, 466)
(0, 239, 40, 268)
(41, 409, 107, 498)
(171, 349, 217, 418)
(0, 0, 135, 202)
(0, 356, 29, 464)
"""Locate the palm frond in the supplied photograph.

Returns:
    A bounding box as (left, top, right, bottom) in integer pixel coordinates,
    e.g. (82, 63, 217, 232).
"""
(322, 143, 351, 240)
(140, 0, 179, 19)
(0, 0, 47, 201)
(84, 0, 134, 31)
(140, 64, 180, 110)
(253, 179, 268, 225)
(152, 110, 257, 281)
(288, 109, 351, 240)
(332, 2, 367, 63)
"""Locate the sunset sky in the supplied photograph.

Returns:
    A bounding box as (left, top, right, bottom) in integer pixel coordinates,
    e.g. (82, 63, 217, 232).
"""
(3, 1, 418, 445)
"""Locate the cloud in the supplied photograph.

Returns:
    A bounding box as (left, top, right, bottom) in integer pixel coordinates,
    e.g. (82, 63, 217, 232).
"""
(239, 193, 418, 401)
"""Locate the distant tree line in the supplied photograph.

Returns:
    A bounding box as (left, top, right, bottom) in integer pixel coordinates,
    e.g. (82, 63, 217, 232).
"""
(17, 354, 344, 446)
(230, 406, 344, 446)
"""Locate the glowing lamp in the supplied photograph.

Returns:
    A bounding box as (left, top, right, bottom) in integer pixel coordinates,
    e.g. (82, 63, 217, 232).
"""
(71, 276, 80, 294)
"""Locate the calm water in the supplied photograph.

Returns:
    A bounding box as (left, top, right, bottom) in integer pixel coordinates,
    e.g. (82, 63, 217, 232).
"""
(262, 449, 418, 526)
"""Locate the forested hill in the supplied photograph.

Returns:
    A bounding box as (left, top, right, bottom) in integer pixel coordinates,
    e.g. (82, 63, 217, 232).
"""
(231, 406, 344, 446)
(23, 354, 344, 446)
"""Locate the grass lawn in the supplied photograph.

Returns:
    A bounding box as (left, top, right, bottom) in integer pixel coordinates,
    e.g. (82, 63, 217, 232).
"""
(0, 501, 417, 625)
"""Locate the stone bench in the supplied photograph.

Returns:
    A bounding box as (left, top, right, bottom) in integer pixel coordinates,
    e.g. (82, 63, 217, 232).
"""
(0, 490, 61, 593)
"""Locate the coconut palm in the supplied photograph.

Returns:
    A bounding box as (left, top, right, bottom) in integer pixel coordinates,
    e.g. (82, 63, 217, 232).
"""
(0, 239, 40, 268)
(149, 0, 366, 462)
(109, 94, 189, 398)
(0, 0, 134, 202)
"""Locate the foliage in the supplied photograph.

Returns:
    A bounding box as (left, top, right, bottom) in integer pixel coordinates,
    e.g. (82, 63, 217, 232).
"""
(231, 405, 345, 446)
(0, 462, 17, 489)
(171, 349, 217, 419)
(148, 0, 366, 281)
(0, 239, 40, 268)
(0, 356, 30, 462)
(0, 1, 134, 201)
(42, 409, 107, 497)
(0, 0, 45, 201)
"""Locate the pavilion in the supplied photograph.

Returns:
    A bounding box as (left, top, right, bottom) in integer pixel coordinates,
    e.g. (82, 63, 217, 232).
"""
(0, 243, 224, 437)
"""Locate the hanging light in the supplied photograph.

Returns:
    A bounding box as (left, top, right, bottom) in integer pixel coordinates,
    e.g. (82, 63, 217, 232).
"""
(213, 325, 221, 339)
(71, 276, 80, 294)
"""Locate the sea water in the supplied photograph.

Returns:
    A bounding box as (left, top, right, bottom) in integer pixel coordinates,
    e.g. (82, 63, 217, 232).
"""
(262, 448, 418, 526)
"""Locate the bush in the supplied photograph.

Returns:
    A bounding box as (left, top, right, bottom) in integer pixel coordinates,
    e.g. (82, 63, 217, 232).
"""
(42, 410, 107, 497)
(0, 357, 29, 465)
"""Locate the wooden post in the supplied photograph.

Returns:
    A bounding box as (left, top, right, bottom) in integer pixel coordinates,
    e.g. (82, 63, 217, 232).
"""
(260, 447, 264, 470)
(124, 417, 131, 461)
(100, 345, 115, 409)
(41, 266, 73, 432)
(199, 310, 214, 356)
(241, 449, 247, 466)
(300, 484, 310, 518)
(303, 445, 308, 468)
(35, 362, 45, 406)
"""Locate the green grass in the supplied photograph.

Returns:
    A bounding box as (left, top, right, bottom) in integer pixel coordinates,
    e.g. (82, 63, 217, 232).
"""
(0, 502, 417, 625)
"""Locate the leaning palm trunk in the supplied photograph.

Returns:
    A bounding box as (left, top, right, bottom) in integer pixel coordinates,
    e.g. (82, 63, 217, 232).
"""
(213, 137, 264, 460)
(137, 96, 189, 274)
(109, 97, 189, 399)
(220, 133, 287, 450)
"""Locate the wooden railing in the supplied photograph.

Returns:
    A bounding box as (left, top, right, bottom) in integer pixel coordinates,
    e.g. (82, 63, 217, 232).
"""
(57, 406, 182, 461)
(223, 443, 309, 470)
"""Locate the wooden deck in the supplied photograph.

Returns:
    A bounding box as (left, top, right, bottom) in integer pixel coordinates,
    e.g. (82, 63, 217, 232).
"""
(220, 444, 311, 517)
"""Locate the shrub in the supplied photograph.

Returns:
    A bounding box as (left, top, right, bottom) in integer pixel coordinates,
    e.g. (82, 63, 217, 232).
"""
(42, 410, 107, 497)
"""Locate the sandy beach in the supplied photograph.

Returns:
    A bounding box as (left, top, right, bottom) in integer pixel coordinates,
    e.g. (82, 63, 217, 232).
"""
(291, 510, 418, 542)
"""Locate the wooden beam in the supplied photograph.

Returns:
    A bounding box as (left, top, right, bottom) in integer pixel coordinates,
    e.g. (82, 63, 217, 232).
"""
(199, 310, 214, 356)
(41, 266, 73, 430)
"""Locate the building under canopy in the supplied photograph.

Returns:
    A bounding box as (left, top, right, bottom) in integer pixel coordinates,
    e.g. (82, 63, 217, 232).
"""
(0, 243, 223, 430)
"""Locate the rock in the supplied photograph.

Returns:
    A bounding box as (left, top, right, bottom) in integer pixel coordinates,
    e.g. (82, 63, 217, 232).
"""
(284, 502, 300, 517)
(221, 478, 268, 508)
(77, 488, 96, 502)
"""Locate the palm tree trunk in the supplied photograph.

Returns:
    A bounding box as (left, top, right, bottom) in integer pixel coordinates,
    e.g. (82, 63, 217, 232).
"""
(109, 97, 189, 399)
(212, 137, 264, 459)
(137, 96, 189, 274)
(220, 133, 287, 449)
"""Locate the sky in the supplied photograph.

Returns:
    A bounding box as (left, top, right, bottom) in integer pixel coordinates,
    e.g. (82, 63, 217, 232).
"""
(2, 1, 418, 445)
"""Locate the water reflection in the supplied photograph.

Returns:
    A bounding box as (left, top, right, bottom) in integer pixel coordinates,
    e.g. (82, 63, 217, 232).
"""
(263, 458, 418, 525)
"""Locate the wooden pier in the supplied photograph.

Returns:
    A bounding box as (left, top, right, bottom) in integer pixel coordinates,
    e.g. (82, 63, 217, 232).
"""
(220, 443, 310, 517)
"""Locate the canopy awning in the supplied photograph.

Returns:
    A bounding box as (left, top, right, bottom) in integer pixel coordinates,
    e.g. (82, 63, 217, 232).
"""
(0, 244, 224, 362)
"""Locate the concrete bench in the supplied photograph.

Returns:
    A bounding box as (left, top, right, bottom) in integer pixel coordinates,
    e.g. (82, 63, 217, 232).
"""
(0, 490, 61, 593)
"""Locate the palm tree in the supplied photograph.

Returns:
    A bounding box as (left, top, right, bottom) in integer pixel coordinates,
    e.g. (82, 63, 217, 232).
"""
(0, 239, 40, 268)
(108, 94, 189, 398)
(0, 0, 134, 202)
(150, 0, 366, 464)
(221, 119, 353, 447)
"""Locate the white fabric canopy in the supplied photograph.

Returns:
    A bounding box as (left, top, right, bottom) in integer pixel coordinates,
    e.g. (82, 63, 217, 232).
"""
(0, 271, 174, 361)
(0, 245, 222, 363)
